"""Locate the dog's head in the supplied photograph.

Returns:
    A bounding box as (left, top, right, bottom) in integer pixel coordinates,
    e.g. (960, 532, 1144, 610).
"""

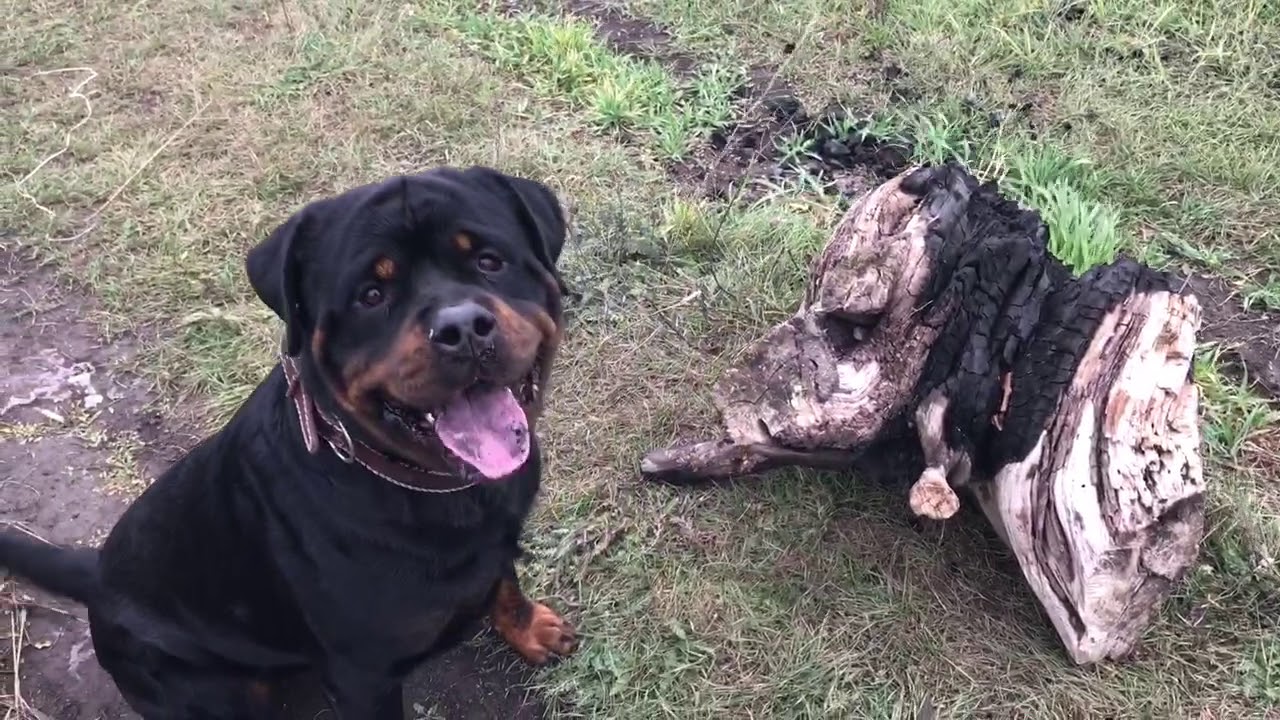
(245, 166, 568, 482)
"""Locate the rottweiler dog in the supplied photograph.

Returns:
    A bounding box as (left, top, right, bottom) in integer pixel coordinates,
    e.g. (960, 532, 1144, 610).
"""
(0, 166, 577, 719)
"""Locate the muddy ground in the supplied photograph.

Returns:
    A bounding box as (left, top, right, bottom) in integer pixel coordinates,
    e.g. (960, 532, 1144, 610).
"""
(0, 248, 544, 720)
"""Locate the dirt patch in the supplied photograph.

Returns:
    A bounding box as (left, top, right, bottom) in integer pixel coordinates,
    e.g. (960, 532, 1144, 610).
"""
(268, 630, 549, 719)
(560, 0, 697, 76)
(1184, 273, 1280, 397)
(552, 0, 912, 201)
(0, 247, 549, 719)
(405, 634, 548, 720)
(1, 245, 152, 719)
(675, 95, 912, 202)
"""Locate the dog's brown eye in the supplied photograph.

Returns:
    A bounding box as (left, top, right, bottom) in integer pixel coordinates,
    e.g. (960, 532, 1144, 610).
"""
(357, 285, 385, 308)
(477, 252, 505, 273)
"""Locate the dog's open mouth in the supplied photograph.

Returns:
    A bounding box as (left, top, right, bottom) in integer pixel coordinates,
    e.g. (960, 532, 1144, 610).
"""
(380, 361, 542, 481)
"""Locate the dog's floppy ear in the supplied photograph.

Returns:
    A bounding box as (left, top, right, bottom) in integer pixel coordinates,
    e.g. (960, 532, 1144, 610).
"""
(494, 173, 569, 290)
(246, 207, 313, 356)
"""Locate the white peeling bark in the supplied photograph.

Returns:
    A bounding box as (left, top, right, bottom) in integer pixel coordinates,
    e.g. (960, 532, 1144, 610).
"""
(969, 290, 1204, 663)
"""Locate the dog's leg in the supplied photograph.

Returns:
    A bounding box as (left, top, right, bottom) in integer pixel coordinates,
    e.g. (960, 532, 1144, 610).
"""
(321, 665, 405, 720)
(489, 567, 578, 664)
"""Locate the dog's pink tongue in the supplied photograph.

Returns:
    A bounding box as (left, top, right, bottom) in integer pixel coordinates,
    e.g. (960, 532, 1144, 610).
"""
(435, 386, 529, 481)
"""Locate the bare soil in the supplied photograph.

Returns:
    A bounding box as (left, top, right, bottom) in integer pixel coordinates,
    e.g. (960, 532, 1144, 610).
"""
(1185, 273, 1280, 397)
(1, 246, 154, 720)
(561, 0, 697, 76)
(559, 0, 912, 202)
(0, 246, 545, 719)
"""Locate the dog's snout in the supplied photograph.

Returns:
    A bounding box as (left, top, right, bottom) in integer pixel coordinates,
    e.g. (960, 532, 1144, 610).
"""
(431, 301, 496, 354)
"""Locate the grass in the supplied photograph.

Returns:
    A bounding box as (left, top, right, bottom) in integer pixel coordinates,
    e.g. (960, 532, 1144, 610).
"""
(630, 0, 1280, 278)
(3, 0, 1280, 718)
(441, 10, 743, 160)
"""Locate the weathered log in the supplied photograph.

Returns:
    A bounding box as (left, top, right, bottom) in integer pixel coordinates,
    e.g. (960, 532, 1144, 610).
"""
(641, 164, 1206, 664)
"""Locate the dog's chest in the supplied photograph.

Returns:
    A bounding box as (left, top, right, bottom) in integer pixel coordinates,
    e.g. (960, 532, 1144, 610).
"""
(314, 543, 506, 664)
(282, 504, 514, 650)
(261, 452, 541, 661)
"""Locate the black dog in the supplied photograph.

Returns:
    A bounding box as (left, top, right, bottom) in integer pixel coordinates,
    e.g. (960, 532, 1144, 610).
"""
(0, 166, 577, 719)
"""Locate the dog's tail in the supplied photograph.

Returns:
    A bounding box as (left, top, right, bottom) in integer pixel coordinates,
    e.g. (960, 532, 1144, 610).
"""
(0, 531, 100, 604)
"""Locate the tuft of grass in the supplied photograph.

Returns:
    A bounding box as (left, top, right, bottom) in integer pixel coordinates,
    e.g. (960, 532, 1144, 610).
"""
(909, 112, 974, 167)
(997, 147, 1123, 272)
(773, 133, 813, 165)
(439, 11, 743, 160)
(1237, 636, 1280, 707)
(1242, 275, 1280, 312)
(1195, 345, 1280, 462)
(1026, 180, 1124, 273)
(652, 113, 699, 161)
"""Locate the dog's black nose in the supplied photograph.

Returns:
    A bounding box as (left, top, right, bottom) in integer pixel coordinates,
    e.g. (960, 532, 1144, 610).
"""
(431, 301, 497, 354)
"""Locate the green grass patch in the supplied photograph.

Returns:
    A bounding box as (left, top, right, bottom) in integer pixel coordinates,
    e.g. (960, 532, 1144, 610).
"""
(434, 10, 743, 160)
(253, 31, 356, 108)
(1187, 346, 1280, 655)
(630, 0, 1280, 278)
(657, 195, 832, 307)
(1238, 636, 1280, 707)
(443, 4, 1132, 276)
(1196, 345, 1280, 462)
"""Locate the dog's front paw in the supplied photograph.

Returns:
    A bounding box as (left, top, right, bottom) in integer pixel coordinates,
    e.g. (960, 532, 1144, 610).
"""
(504, 602, 578, 665)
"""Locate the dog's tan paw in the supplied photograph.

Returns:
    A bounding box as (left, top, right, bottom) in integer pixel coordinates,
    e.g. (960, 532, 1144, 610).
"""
(504, 603, 578, 665)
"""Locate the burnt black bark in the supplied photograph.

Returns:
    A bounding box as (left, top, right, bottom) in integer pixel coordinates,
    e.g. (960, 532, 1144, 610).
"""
(899, 165, 1187, 478)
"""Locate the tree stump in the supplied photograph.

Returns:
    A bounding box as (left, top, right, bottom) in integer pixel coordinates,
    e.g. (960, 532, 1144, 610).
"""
(641, 165, 1206, 665)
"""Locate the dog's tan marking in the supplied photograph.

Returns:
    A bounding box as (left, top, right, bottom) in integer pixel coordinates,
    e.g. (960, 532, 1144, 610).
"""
(490, 576, 577, 664)
(373, 257, 397, 281)
(486, 294, 550, 365)
(246, 680, 273, 708)
(320, 323, 446, 468)
(454, 233, 473, 253)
